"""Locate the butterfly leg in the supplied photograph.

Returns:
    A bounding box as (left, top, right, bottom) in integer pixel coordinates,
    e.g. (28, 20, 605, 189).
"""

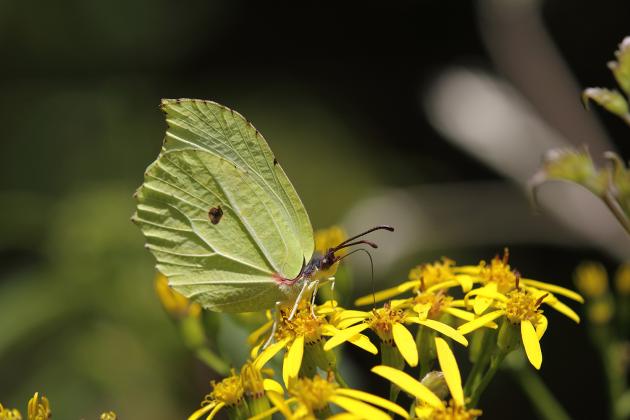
(288, 280, 310, 321)
(309, 280, 320, 317)
(262, 301, 282, 350)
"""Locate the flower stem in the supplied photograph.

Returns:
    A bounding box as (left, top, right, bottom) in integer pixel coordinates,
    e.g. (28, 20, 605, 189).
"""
(469, 352, 506, 407)
(464, 329, 495, 398)
(504, 352, 571, 420)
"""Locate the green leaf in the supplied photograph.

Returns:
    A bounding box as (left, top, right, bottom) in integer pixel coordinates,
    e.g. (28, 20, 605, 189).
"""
(582, 88, 629, 120)
(609, 37, 630, 97)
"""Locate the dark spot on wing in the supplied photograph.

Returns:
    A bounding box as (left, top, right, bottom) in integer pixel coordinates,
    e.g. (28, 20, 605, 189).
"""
(208, 205, 224, 225)
(273, 158, 278, 166)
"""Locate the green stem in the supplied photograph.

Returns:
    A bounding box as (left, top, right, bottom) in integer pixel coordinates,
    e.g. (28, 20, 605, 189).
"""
(603, 192, 630, 235)
(463, 329, 495, 396)
(505, 353, 571, 420)
(196, 347, 230, 375)
(469, 352, 506, 407)
(333, 367, 350, 388)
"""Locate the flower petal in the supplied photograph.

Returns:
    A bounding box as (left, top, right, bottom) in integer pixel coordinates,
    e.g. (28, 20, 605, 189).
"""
(347, 334, 378, 355)
(323, 323, 370, 351)
(254, 337, 290, 369)
(207, 402, 226, 419)
(521, 320, 542, 370)
(411, 319, 468, 346)
(457, 310, 504, 335)
(393, 323, 419, 367)
(371, 365, 444, 409)
(248, 320, 273, 346)
(283, 335, 304, 386)
(328, 414, 361, 420)
(455, 274, 475, 292)
(435, 337, 464, 407)
(265, 392, 295, 420)
(413, 303, 432, 320)
(263, 379, 284, 394)
(536, 315, 548, 340)
(336, 388, 409, 418)
(354, 281, 417, 306)
(521, 279, 584, 303)
(544, 297, 580, 323)
(187, 402, 216, 420)
(473, 296, 493, 315)
(328, 395, 390, 420)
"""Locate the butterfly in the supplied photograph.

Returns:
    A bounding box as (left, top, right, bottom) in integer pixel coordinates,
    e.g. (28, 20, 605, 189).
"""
(132, 99, 392, 313)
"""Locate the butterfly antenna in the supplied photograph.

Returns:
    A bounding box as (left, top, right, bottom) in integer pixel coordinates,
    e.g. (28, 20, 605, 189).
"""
(332, 225, 394, 252)
(335, 248, 375, 308)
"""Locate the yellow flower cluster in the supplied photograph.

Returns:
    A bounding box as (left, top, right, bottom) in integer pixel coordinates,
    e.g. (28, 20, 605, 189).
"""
(186, 231, 582, 420)
(0, 393, 116, 420)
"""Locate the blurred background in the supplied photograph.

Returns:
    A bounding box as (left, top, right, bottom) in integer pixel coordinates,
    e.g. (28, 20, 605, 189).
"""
(2, 0, 630, 418)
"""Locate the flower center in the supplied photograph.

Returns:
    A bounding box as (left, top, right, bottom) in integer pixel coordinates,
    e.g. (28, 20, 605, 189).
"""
(429, 400, 483, 420)
(209, 372, 244, 407)
(505, 289, 542, 324)
(275, 303, 324, 344)
(414, 291, 453, 319)
(290, 376, 338, 412)
(240, 361, 265, 398)
(478, 250, 517, 294)
(368, 305, 406, 343)
(409, 258, 456, 290)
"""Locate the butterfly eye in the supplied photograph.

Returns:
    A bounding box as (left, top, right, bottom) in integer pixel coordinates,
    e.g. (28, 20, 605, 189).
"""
(208, 206, 224, 225)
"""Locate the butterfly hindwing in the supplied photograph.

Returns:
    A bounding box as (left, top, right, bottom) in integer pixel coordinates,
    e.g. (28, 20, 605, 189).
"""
(133, 100, 314, 311)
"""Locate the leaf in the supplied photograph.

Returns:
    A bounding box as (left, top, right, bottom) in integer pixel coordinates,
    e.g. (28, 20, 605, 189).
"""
(609, 37, 630, 97)
(582, 88, 629, 120)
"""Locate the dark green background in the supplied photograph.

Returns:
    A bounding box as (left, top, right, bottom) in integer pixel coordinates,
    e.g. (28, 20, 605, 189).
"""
(1, 1, 628, 418)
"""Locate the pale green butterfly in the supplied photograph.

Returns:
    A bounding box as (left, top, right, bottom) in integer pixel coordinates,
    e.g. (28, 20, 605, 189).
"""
(132, 99, 393, 314)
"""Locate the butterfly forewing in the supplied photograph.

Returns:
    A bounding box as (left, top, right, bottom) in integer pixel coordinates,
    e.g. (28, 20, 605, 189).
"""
(133, 99, 314, 311)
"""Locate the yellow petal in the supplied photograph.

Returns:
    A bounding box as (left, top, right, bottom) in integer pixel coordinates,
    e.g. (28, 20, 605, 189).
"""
(426, 280, 460, 293)
(457, 310, 504, 335)
(413, 303, 432, 320)
(263, 379, 284, 394)
(354, 281, 418, 306)
(337, 317, 367, 330)
(207, 402, 226, 419)
(347, 334, 378, 355)
(521, 320, 542, 370)
(328, 395, 390, 420)
(536, 315, 548, 340)
(336, 388, 409, 418)
(393, 323, 419, 367)
(328, 414, 361, 420)
(411, 319, 468, 346)
(323, 323, 370, 351)
(371, 365, 444, 409)
(521, 279, 584, 303)
(254, 337, 290, 369)
(544, 297, 580, 323)
(250, 342, 262, 359)
(283, 335, 304, 386)
(248, 320, 273, 346)
(188, 402, 216, 420)
(264, 392, 295, 420)
(336, 310, 371, 321)
(453, 265, 481, 274)
(434, 337, 464, 407)
(454, 274, 475, 292)
(473, 296, 493, 315)
(415, 405, 434, 419)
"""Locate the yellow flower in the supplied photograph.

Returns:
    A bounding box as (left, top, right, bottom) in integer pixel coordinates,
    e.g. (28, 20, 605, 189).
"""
(372, 337, 482, 420)
(457, 287, 576, 369)
(615, 263, 630, 295)
(188, 370, 245, 420)
(155, 272, 201, 318)
(574, 262, 608, 298)
(458, 250, 584, 308)
(252, 301, 375, 387)
(100, 412, 117, 420)
(251, 374, 408, 420)
(314, 226, 347, 279)
(324, 303, 468, 368)
(355, 258, 474, 306)
(27, 393, 50, 420)
(0, 403, 22, 420)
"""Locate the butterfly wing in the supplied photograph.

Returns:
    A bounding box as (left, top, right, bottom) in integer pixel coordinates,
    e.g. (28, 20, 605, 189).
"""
(133, 99, 314, 312)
